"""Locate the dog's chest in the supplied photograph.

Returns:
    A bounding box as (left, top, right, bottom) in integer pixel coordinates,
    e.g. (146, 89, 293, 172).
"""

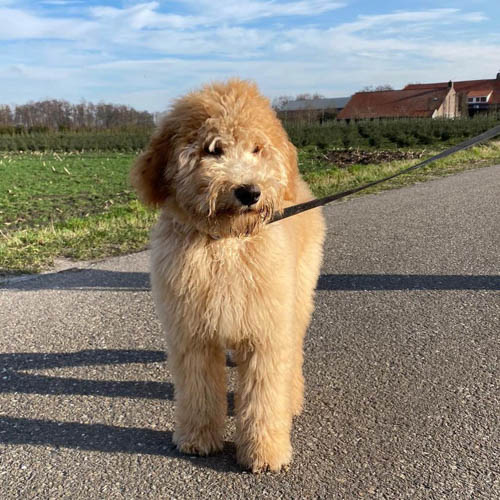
(153, 233, 280, 343)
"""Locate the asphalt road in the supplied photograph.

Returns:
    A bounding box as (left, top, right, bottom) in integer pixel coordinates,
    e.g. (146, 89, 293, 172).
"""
(1, 165, 499, 499)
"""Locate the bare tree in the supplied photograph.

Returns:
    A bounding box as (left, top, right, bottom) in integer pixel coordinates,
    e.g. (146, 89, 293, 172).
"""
(295, 93, 325, 101)
(272, 95, 293, 111)
(0, 105, 13, 125)
(5, 99, 154, 130)
(361, 84, 394, 92)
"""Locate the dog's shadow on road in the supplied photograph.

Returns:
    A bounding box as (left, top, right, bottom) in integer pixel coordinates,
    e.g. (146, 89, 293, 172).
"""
(0, 415, 240, 472)
(0, 349, 240, 472)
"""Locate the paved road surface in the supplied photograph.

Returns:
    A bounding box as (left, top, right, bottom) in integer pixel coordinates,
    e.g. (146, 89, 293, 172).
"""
(1, 165, 499, 499)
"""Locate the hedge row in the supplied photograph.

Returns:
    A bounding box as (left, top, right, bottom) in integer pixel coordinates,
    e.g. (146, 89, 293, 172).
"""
(285, 115, 500, 149)
(0, 116, 499, 152)
(0, 129, 152, 152)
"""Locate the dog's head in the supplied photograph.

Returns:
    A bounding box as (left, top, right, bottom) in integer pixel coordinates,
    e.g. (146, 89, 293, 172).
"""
(130, 79, 298, 237)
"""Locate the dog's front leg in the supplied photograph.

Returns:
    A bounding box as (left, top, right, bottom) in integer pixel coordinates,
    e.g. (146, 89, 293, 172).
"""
(234, 342, 293, 473)
(170, 341, 227, 455)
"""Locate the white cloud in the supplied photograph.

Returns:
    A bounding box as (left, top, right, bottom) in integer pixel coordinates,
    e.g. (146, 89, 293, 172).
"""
(0, 7, 95, 40)
(333, 8, 487, 35)
(89, 2, 200, 30)
(179, 0, 345, 23)
(88, 1, 345, 32)
(0, 3, 498, 110)
(41, 0, 84, 5)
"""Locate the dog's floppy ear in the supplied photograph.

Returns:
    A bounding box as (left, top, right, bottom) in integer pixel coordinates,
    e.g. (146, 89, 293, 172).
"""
(130, 119, 175, 208)
(283, 140, 299, 202)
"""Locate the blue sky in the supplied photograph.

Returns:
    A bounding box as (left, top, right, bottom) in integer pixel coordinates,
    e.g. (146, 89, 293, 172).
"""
(2, 0, 499, 111)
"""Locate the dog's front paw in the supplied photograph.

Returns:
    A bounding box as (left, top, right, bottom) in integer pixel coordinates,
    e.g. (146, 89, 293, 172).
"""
(173, 426, 223, 456)
(236, 440, 292, 473)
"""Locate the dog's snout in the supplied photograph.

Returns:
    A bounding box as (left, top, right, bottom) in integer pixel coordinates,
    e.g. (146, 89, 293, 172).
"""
(234, 185, 261, 206)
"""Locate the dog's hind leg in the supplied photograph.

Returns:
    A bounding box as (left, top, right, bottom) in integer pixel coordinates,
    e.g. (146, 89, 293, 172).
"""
(170, 341, 227, 456)
(234, 342, 294, 473)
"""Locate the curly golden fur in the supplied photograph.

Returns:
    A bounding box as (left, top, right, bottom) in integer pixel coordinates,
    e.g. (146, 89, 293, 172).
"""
(131, 79, 325, 472)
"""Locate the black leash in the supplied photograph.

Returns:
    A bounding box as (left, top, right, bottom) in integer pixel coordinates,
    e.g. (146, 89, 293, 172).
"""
(271, 124, 500, 223)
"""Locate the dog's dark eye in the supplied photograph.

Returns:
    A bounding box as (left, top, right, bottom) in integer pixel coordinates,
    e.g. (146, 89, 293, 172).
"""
(204, 143, 223, 157)
(253, 145, 261, 154)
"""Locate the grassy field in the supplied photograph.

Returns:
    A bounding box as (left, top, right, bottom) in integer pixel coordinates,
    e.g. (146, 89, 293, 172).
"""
(0, 151, 155, 275)
(1, 151, 136, 231)
(1, 140, 500, 276)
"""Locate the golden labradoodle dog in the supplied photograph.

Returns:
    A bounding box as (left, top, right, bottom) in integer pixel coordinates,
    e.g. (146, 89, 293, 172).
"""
(131, 79, 325, 472)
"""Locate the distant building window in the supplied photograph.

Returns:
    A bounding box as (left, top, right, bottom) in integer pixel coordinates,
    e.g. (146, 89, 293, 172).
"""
(468, 98, 473, 102)
(480, 97, 487, 102)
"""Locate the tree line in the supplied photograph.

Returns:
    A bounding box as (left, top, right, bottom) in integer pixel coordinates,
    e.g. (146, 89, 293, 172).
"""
(0, 100, 155, 132)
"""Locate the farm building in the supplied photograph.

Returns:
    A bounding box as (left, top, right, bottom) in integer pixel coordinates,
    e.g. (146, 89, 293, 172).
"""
(404, 73, 500, 116)
(277, 97, 350, 122)
(337, 84, 460, 121)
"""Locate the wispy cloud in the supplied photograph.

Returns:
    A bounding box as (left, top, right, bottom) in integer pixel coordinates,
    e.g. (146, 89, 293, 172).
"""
(41, 0, 84, 5)
(178, 0, 345, 22)
(0, 7, 94, 40)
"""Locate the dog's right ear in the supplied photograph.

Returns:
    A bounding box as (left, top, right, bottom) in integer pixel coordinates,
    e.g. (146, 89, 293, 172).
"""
(130, 120, 175, 208)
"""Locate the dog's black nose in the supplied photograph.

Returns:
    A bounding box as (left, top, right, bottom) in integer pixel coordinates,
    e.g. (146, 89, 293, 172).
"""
(234, 185, 261, 206)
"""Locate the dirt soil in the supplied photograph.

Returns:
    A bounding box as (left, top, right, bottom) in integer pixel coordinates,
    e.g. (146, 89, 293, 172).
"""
(321, 149, 426, 168)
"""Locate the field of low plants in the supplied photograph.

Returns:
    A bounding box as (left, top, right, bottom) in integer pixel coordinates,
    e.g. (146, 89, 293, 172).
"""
(285, 115, 500, 149)
(0, 128, 151, 152)
(1, 115, 499, 152)
(1, 117, 500, 276)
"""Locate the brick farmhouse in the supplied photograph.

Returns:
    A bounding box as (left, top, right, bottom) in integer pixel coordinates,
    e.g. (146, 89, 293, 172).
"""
(404, 75, 500, 116)
(337, 84, 459, 120)
(338, 73, 500, 121)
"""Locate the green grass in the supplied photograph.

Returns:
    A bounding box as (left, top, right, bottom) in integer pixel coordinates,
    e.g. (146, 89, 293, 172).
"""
(1, 142, 499, 276)
(0, 151, 156, 275)
(0, 200, 156, 275)
(299, 141, 500, 198)
(0, 151, 136, 231)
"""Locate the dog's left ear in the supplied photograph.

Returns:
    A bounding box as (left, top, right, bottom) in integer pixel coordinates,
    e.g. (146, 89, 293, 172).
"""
(130, 120, 175, 208)
(283, 141, 299, 202)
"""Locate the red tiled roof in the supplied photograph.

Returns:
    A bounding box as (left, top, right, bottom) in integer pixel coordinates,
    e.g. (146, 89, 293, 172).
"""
(404, 78, 500, 104)
(337, 88, 450, 120)
(467, 90, 492, 98)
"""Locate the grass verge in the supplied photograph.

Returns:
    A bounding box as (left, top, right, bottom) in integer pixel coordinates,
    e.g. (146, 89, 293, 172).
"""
(300, 141, 500, 198)
(0, 201, 156, 276)
(1, 141, 499, 276)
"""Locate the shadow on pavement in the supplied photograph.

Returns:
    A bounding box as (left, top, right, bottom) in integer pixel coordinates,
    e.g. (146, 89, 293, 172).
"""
(0, 416, 240, 472)
(0, 349, 165, 370)
(0, 371, 175, 400)
(0, 349, 172, 400)
(4, 269, 499, 292)
(1, 269, 150, 291)
(1, 348, 237, 464)
(317, 274, 500, 291)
